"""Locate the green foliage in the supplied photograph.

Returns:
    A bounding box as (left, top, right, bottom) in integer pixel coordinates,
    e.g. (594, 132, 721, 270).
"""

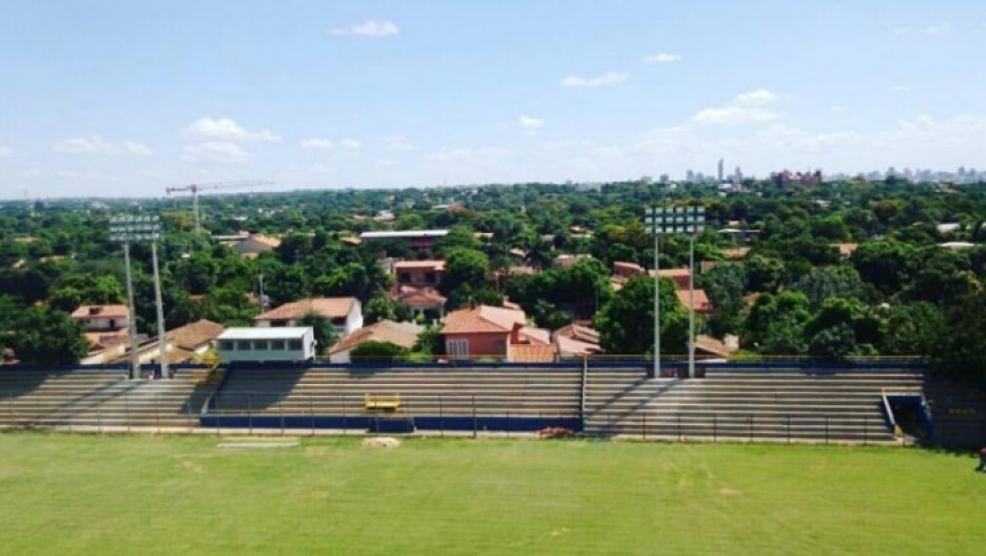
(8, 307, 89, 364)
(594, 276, 688, 355)
(438, 247, 490, 297)
(349, 340, 409, 362)
(745, 254, 784, 293)
(364, 296, 411, 325)
(298, 311, 339, 356)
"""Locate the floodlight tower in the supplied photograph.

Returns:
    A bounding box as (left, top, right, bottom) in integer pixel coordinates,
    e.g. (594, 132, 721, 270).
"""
(165, 180, 274, 234)
(646, 205, 706, 379)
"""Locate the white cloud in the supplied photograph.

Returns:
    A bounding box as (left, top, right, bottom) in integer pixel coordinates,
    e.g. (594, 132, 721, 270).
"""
(385, 136, 414, 151)
(18, 168, 41, 178)
(643, 52, 682, 64)
(692, 105, 781, 125)
(734, 88, 779, 105)
(330, 20, 399, 37)
(340, 138, 361, 149)
(517, 115, 544, 131)
(301, 138, 334, 149)
(561, 72, 629, 88)
(426, 146, 512, 165)
(181, 142, 249, 164)
(690, 88, 781, 125)
(924, 22, 951, 36)
(53, 135, 152, 156)
(893, 26, 910, 36)
(182, 117, 281, 142)
(0, 146, 14, 158)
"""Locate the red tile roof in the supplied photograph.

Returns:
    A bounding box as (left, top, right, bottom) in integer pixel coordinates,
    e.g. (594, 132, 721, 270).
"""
(167, 319, 224, 350)
(393, 260, 446, 271)
(329, 320, 424, 355)
(441, 305, 527, 335)
(393, 286, 446, 308)
(255, 297, 357, 321)
(71, 304, 130, 319)
(676, 289, 712, 312)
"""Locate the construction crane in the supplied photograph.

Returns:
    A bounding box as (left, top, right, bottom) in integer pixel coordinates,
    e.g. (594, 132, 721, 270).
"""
(165, 180, 274, 234)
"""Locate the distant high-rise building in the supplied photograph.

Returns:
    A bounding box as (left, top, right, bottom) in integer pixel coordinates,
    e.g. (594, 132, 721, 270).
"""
(686, 169, 695, 182)
(717, 158, 724, 182)
(733, 166, 743, 183)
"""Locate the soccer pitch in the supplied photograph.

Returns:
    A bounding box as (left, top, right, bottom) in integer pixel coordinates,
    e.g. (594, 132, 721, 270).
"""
(1, 433, 983, 555)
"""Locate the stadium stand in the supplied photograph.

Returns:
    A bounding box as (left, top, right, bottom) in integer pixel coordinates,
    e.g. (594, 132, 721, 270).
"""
(0, 367, 214, 430)
(204, 365, 583, 432)
(583, 363, 927, 442)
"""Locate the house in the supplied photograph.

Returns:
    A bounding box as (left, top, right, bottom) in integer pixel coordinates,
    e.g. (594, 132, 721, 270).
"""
(232, 234, 281, 258)
(553, 323, 602, 358)
(216, 327, 317, 363)
(255, 297, 363, 336)
(392, 286, 446, 322)
(328, 320, 424, 363)
(720, 247, 750, 260)
(108, 319, 224, 366)
(651, 267, 692, 289)
(694, 334, 739, 359)
(71, 304, 130, 332)
(676, 289, 713, 314)
(359, 229, 449, 253)
(393, 260, 445, 291)
(440, 304, 552, 361)
(613, 261, 645, 278)
(555, 254, 591, 267)
(833, 243, 859, 258)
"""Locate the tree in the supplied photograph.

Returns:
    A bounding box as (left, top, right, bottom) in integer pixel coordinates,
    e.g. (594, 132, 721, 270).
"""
(879, 302, 945, 356)
(350, 340, 409, 362)
(851, 240, 917, 295)
(789, 266, 866, 308)
(934, 289, 986, 384)
(9, 307, 89, 365)
(594, 276, 688, 355)
(808, 322, 856, 361)
(298, 311, 339, 356)
(698, 263, 747, 337)
(438, 248, 490, 296)
(364, 296, 411, 325)
(745, 254, 785, 293)
(743, 291, 812, 349)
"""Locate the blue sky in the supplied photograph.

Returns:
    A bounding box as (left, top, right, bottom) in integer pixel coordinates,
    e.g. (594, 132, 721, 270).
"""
(1, 0, 985, 198)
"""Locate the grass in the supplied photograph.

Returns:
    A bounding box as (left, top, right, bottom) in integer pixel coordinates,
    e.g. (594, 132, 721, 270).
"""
(1, 432, 984, 555)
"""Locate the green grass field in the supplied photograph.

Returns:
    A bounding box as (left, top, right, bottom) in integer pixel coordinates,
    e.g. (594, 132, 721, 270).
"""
(1, 432, 983, 555)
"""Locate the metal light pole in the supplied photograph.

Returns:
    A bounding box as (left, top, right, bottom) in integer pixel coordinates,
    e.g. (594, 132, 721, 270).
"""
(150, 241, 169, 379)
(122, 243, 140, 379)
(645, 207, 664, 379)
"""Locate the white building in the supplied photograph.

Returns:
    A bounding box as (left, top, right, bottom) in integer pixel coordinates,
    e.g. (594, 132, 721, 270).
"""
(71, 304, 130, 332)
(215, 327, 316, 363)
(254, 297, 363, 337)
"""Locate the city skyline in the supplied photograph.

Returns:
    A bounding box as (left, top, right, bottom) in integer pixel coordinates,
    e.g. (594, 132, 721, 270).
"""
(2, 0, 985, 198)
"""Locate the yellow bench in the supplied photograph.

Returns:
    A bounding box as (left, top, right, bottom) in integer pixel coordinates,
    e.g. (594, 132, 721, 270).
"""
(364, 393, 401, 412)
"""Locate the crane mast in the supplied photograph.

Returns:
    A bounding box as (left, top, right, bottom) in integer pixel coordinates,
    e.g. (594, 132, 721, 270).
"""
(165, 180, 274, 234)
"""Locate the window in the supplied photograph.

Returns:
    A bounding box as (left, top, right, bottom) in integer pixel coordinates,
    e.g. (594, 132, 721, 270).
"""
(271, 340, 286, 350)
(219, 340, 234, 351)
(254, 340, 269, 350)
(425, 272, 436, 284)
(288, 339, 303, 350)
(398, 272, 411, 284)
(446, 338, 469, 357)
(236, 340, 251, 351)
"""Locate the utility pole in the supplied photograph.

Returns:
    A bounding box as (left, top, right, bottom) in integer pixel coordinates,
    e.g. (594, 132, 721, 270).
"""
(688, 235, 696, 379)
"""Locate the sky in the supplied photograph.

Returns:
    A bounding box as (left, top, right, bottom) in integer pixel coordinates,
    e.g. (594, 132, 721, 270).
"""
(1, 0, 985, 199)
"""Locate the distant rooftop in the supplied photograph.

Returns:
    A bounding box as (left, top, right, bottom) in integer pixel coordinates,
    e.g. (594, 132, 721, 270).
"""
(359, 229, 449, 240)
(218, 327, 311, 341)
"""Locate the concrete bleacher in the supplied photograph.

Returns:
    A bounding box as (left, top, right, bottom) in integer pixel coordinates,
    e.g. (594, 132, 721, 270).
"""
(0, 367, 215, 430)
(206, 365, 583, 431)
(584, 364, 926, 442)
